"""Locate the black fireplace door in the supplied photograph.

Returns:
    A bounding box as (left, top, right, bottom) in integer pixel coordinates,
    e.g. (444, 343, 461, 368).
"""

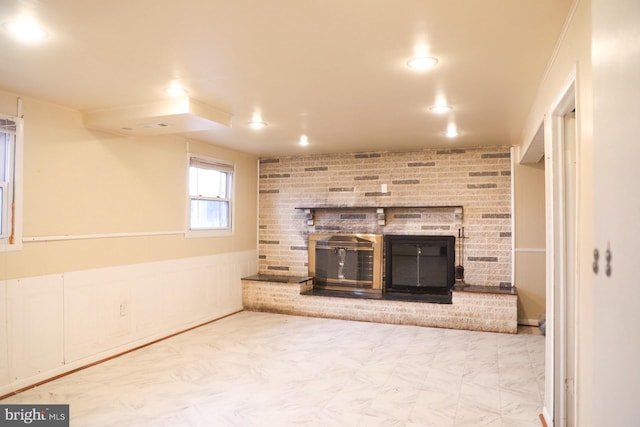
(385, 235, 455, 293)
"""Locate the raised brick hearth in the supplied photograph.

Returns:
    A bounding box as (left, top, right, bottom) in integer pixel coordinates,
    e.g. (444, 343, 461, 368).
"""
(242, 275, 518, 334)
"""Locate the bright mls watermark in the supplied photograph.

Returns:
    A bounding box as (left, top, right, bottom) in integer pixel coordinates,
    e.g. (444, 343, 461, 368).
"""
(0, 405, 69, 426)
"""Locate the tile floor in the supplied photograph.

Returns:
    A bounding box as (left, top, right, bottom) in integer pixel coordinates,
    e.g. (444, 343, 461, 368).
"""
(1, 311, 545, 426)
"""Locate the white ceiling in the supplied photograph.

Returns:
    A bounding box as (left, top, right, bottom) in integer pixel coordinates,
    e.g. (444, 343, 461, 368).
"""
(0, 0, 573, 157)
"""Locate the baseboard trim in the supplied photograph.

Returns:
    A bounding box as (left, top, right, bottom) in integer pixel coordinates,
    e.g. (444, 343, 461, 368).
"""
(539, 413, 548, 427)
(518, 318, 540, 326)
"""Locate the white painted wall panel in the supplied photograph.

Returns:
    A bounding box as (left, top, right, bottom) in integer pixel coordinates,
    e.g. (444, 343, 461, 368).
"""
(130, 269, 165, 340)
(64, 268, 132, 363)
(230, 262, 245, 311)
(99, 276, 132, 350)
(204, 263, 223, 316)
(159, 261, 208, 329)
(64, 271, 101, 362)
(7, 274, 64, 382)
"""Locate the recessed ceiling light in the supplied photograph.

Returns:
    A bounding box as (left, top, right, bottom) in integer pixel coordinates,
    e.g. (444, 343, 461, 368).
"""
(4, 18, 47, 42)
(299, 135, 309, 146)
(407, 56, 438, 71)
(165, 82, 188, 97)
(444, 123, 461, 138)
(248, 121, 267, 129)
(429, 105, 453, 114)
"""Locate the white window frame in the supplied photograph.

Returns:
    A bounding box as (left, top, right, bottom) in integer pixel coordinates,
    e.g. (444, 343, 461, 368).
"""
(0, 181, 6, 237)
(0, 113, 23, 252)
(185, 154, 235, 238)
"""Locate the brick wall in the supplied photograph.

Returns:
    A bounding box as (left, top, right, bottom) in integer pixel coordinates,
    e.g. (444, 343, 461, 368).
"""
(258, 146, 512, 287)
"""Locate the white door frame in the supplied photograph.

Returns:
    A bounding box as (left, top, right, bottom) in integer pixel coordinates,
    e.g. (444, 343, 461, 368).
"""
(543, 72, 578, 426)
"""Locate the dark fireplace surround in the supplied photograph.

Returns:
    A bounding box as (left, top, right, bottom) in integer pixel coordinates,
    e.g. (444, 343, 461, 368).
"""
(308, 233, 456, 303)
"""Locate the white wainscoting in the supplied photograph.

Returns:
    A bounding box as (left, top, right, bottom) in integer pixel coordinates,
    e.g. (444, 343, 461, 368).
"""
(0, 250, 257, 397)
(7, 274, 65, 385)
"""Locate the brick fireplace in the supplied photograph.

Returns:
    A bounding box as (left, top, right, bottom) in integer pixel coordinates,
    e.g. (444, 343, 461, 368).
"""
(247, 146, 517, 333)
(258, 146, 512, 288)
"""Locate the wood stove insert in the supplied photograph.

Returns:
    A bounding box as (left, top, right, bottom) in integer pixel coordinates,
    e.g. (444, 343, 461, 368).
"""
(384, 234, 456, 296)
(308, 233, 383, 294)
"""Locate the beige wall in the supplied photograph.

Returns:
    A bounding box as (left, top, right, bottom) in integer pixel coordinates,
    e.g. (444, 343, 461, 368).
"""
(518, 0, 593, 424)
(0, 90, 258, 280)
(513, 157, 546, 324)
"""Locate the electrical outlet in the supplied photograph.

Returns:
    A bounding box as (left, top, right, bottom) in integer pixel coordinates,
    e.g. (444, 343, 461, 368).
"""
(381, 183, 387, 193)
(119, 302, 128, 317)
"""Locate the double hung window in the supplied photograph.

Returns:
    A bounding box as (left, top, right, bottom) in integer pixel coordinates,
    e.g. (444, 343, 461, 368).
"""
(188, 156, 234, 232)
(0, 115, 20, 247)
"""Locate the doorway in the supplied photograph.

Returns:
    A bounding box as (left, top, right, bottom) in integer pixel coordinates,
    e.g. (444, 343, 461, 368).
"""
(546, 79, 578, 427)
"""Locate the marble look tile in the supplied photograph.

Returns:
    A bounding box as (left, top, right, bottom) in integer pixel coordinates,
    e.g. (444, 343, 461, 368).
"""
(311, 409, 405, 427)
(500, 388, 544, 422)
(501, 417, 544, 427)
(1, 312, 546, 426)
(425, 365, 464, 392)
(408, 387, 458, 426)
(499, 367, 541, 398)
(456, 382, 502, 425)
(366, 383, 421, 421)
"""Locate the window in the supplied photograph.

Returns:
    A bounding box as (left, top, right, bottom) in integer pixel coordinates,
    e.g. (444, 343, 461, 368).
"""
(188, 156, 234, 233)
(0, 114, 21, 250)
